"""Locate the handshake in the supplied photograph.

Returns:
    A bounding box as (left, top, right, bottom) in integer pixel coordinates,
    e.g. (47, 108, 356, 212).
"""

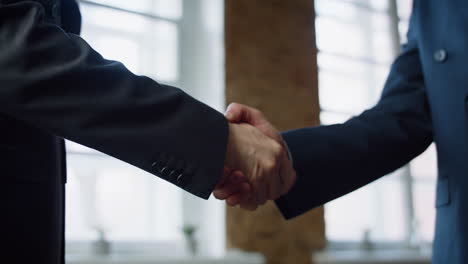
(214, 103, 297, 211)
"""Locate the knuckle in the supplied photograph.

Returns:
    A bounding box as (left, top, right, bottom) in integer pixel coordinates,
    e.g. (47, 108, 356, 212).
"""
(230, 102, 239, 108)
(263, 159, 277, 173)
(272, 142, 283, 157)
(252, 108, 262, 116)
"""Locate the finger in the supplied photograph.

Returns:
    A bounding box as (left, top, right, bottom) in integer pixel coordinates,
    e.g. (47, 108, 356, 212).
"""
(279, 169, 288, 196)
(213, 171, 248, 200)
(262, 148, 282, 201)
(240, 181, 252, 193)
(268, 167, 282, 200)
(279, 151, 289, 195)
(224, 166, 234, 175)
(271, 151, 284, 200)
(254, 178, 268, 206)
(213, 182, 243, 200)
(226, 182, 252, 208)
(226, 194, 242, 207)
(226, 183, 250, 207)
(232, 170, 248, 183)
(225, 103, 264, 125)
(215, 167, 233, 189)
(279, 153, 296, 196)
(251, 178, 261, 205)
(225, 103, 248, 123)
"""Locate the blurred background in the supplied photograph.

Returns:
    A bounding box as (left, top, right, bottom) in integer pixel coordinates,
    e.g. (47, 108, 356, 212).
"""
(66, 0, 436, 263)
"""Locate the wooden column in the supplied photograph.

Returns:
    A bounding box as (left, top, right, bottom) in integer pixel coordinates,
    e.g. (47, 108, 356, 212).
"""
(225, 1, 325, 264)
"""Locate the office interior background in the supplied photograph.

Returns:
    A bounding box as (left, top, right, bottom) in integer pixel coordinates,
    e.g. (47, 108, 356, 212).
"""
(65, 0, 436, 263)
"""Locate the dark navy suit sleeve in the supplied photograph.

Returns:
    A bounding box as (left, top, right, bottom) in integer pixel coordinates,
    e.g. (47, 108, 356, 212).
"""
(276, 10, 433, 219)
(0, 1, 228, 199)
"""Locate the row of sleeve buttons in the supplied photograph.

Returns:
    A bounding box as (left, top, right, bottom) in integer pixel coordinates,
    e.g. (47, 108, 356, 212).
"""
(151, 153, 195, 186)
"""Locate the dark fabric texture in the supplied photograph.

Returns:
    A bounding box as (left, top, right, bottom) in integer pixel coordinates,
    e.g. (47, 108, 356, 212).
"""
(276, 1, 468, 263)
(0, 1, 228, 263)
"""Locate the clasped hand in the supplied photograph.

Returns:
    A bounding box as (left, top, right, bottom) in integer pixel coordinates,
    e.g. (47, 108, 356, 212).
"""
(214, 103, 297, 211)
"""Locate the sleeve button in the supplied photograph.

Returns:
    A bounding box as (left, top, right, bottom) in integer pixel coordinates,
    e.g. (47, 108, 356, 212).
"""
(434, 49, 447, 63)
(160, 166, 168, 174)
(176, 173, 184, 183)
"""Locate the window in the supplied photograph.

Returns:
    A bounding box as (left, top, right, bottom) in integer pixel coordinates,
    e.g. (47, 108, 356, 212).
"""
(316, 0, 436, 248)
(66, 0, 226, 257)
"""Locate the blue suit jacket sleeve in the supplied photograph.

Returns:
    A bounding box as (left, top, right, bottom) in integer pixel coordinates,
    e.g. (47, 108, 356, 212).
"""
(276, 14, 433, 219)
(0, 2, 228, 199)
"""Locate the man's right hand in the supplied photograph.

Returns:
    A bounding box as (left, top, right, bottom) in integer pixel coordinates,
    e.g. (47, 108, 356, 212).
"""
(222, 123, 287, 207)
(215, 104, 297, 210)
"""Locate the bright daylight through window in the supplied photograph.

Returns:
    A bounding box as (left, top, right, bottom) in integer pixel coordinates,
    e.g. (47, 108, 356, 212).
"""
(316, 0, 436, 248)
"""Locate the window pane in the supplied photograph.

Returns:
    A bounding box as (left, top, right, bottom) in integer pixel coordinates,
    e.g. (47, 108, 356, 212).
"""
(319, 0, 429, 247)
(66, 155, 183, 241)
(399, 20, 410, 44)
(326, 172, 406, 242)
(81, 4, 179, 82)
(318, 53, 388, 75)
(413, 182, 436, 242)
(320, 111, 352, 125)
(352, 0, 389, 11)
(410, 144, 438, 180)
(316, 17, 394, 64)
(86, 0, 183, 20)
(397, 0, 413, 21)
(319, 71, 369, 114)
(151, 0, 183, 19)
(147, 21, 179, 82)
(316, 1, 390, 30)
(96, 35, 140, 72)
(81, 4, 152, 34)
(316, 0, 388, 13)
(66, 169, 97, 241)
(318, 54, 390, 106)
(319, 68, 388, 114)
(86, 0, 150, 13)
(66, 141, 98, 154)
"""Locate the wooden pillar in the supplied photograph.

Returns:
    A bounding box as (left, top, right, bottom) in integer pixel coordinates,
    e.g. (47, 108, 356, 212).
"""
(225, 1, 325, 264)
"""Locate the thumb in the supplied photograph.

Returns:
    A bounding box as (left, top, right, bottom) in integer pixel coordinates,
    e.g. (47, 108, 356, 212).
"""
(225, 103, 247, 123)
